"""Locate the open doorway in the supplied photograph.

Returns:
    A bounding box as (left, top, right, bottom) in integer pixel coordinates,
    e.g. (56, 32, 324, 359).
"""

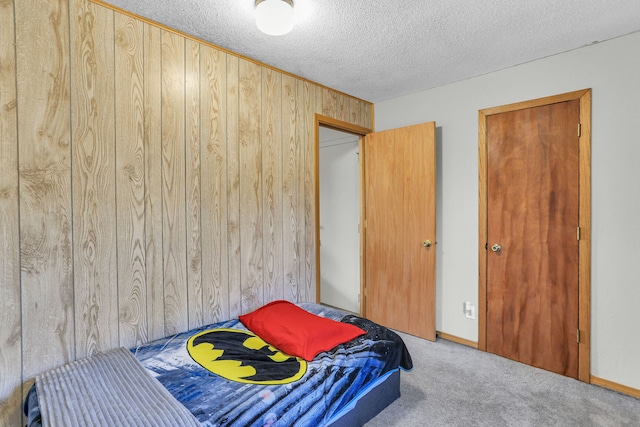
(318, 127, 360, 313)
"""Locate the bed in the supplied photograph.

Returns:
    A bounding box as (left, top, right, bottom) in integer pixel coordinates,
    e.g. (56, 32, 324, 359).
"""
(24, 301, 413, 427)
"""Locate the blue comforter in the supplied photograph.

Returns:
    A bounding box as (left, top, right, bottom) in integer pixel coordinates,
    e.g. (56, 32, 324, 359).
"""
(132, 303, 412, 427)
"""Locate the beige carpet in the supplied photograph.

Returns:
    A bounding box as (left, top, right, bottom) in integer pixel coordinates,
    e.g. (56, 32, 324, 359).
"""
(366, 333, 640, 427)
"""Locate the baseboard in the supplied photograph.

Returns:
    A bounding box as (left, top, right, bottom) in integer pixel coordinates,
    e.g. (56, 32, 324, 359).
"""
(436, 331, 478, 349)
(591, 376, 640, 399)
(434, 333, 639, 400)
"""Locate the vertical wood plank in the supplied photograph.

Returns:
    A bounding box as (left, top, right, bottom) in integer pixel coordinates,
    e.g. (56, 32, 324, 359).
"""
(282, 75, 299, 302)
(239, 59, 263, 313)
(313, 84, 323, 305)
(185, 39, 203, 329)
(201, 45, 229, 323)
(115, 14, 148, 348)
(0, 0, 21, 423)
(227, 55, 242, 318)
(161, 30, 188, 335)
(322, 88, 337, 119)
(16, 0, 74, 379)
(336, 93, 349, 123)
(314, 85, 323, 115)
(70, 0, 118, 358)
(349, 97, 361, 127)
(262, 68, 284, 302)
(362, 102, 373, 129)
(143, 22, 165, 341)
(296, 80, 307, 301)
(303, 81, 316, 302)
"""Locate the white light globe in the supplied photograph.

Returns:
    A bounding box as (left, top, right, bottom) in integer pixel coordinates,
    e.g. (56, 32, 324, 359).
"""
(256, 0, 294, 36)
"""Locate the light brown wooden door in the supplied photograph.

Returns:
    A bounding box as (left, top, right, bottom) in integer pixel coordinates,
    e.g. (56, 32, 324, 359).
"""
(486, 100, 580, 378)
(363, 122, 436, 341)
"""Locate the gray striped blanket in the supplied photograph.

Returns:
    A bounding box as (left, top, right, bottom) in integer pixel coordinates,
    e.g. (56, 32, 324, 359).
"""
(35, 347, 201, 427)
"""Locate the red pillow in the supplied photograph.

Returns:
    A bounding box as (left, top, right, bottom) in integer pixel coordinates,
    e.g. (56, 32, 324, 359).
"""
(239, 300, 366, 361)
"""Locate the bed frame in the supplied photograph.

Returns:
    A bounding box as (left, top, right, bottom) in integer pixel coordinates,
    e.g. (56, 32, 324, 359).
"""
(327, 370, 401, 426)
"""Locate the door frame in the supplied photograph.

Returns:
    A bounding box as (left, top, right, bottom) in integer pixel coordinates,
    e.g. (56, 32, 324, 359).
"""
(314, 114, 372, 315)
(478, 89, 592, 383)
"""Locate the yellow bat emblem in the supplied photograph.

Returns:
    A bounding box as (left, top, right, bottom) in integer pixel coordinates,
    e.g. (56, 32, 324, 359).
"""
(187, 328, 307, 385)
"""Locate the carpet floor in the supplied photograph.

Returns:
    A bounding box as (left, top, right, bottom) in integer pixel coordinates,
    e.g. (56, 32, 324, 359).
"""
(365, 332, 640, 427)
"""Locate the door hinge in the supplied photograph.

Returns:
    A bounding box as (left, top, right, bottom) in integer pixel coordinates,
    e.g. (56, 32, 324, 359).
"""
(577, 227, 581, 241)
(577, 328, 581, 344)
(578, 123, 582, 137)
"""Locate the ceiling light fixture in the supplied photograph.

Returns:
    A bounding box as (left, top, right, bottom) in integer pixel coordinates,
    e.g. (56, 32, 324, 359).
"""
(255, 0, 294, 36)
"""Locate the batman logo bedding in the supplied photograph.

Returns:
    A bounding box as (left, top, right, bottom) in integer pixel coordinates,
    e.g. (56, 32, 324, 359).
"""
(133, 303, 412, 427)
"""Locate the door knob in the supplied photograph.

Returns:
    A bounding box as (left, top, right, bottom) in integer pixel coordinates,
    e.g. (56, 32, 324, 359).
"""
(491, 243, 502, 253)
(422, 240, 432, 248)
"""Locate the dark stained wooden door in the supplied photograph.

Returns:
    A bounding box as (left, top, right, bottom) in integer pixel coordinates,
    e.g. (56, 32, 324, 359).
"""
(364, 122, 436, 341)
(486, 100, 580, 378)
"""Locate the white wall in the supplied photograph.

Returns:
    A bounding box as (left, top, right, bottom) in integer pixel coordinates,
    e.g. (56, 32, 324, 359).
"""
(375, 31, 640, 390)
(319, 128, 361, 313)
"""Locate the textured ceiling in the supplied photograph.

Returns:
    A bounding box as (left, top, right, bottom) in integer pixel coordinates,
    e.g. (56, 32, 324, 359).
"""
(101, 0, 640, 102)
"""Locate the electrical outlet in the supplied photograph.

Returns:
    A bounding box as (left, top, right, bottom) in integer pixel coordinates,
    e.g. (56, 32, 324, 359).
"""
(463, 302, 476, 320)
(467, 305, 475, 319)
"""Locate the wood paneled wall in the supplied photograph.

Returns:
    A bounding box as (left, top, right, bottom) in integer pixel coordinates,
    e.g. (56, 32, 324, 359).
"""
(0, 0, 373, 424)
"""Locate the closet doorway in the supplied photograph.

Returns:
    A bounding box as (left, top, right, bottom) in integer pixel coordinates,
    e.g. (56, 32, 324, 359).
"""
(318, 126, 361, 313)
